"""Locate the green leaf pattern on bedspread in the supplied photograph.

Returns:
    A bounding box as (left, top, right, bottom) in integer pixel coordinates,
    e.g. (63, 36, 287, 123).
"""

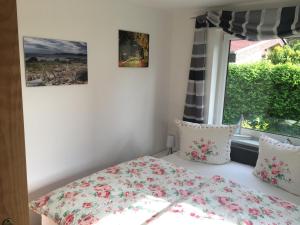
(29, 156, 300, 225)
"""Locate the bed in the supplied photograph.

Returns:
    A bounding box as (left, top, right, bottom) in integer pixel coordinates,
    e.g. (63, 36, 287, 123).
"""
(163, 153, 300, 205)
(32, 155, 300, 225)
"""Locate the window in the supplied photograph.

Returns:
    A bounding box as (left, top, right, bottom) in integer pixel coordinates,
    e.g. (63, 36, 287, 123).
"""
(222, 38, 300, 139)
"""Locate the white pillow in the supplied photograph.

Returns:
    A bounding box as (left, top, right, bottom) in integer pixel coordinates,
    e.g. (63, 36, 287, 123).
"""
(175, 120, 237, 164)
(254, 135, 300, 196)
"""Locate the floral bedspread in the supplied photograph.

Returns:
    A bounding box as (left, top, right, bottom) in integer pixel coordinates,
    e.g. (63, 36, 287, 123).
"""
(29, 156, 300, 225)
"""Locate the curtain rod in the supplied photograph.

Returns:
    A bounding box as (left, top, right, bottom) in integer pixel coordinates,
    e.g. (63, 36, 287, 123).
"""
(190, 13, 207, 20)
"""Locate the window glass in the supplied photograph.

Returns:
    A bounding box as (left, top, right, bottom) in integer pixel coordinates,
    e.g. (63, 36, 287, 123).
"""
(222, 38, 300, 138)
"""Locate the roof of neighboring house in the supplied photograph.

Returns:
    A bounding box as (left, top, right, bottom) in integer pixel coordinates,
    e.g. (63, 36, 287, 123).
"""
(230, 40, 257, 52)
(230, 39, 284, 53)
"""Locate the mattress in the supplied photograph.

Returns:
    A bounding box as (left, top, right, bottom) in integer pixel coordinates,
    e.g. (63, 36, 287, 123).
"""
(163, 153, 300, 205)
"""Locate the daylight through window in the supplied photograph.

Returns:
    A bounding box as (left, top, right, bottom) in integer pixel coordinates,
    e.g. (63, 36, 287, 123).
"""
(223, 38, 300, 138)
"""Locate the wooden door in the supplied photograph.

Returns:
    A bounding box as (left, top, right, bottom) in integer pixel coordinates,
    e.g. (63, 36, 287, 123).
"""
(0, 0, 30, 225)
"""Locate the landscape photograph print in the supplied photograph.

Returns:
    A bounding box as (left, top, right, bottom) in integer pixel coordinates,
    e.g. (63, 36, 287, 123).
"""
(23, 37, 88, 87)
(119, 30, 149, 67)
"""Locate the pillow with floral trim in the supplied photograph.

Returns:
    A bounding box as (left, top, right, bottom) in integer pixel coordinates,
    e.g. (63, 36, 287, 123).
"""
(254, 135, 300, 196)
(175, 120, 237, 164)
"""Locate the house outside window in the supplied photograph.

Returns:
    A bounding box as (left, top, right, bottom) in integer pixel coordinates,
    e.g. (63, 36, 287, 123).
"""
(228, 39, 284, 64)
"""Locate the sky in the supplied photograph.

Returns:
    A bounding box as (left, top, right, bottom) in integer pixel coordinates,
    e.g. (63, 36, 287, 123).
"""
(23, 37, 87, 55)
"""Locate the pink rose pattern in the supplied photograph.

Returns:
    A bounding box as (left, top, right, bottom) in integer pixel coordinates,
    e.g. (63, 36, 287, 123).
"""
(30, 157, 300, 225)
(255, 156, 292, 186)
(146, 175, 300, 225)
(30, 156, 205, 224)
(185, 139, 218, 162)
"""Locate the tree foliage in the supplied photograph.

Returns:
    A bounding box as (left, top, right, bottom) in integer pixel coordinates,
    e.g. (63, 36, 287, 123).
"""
(267, 40, 300, 65)
(289, 39, 300, 51)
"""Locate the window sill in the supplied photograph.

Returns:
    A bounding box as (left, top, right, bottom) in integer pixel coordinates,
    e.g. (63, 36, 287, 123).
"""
(232, 138, 259, 148)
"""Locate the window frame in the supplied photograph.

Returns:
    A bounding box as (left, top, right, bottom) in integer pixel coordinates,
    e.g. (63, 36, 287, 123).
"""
(213, 34, 300, 145)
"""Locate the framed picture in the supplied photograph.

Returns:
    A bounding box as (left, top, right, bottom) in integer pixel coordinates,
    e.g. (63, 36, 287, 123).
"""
(119, 30, 149, 67)
(23, 37, 88, 87)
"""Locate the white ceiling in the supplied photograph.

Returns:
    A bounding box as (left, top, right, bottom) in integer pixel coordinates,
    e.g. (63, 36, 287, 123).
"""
(123, 0, 299, 10)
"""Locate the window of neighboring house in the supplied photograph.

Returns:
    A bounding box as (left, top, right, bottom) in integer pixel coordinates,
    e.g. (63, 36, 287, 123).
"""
(222, 37, 300, 140)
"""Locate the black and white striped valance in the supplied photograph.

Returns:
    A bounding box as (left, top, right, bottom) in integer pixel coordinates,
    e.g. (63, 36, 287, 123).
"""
(207, 5, 300, 40)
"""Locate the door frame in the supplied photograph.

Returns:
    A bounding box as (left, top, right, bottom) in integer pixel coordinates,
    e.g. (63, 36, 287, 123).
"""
(0, 0, 30, 224)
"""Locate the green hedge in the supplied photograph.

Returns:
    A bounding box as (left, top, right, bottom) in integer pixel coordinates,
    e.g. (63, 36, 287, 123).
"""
(223, 62, 300, 137)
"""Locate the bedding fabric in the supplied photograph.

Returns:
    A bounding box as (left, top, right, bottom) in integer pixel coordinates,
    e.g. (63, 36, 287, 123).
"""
(254, 135, 300, 196)
(30, 156, 300, 225)
(163, 153, 300, 205)
(176, 120, 237, 164)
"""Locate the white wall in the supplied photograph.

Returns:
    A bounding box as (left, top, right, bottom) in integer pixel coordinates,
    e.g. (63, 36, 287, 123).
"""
(17, 0, 171, 224)
(167, 9, 196, 138)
